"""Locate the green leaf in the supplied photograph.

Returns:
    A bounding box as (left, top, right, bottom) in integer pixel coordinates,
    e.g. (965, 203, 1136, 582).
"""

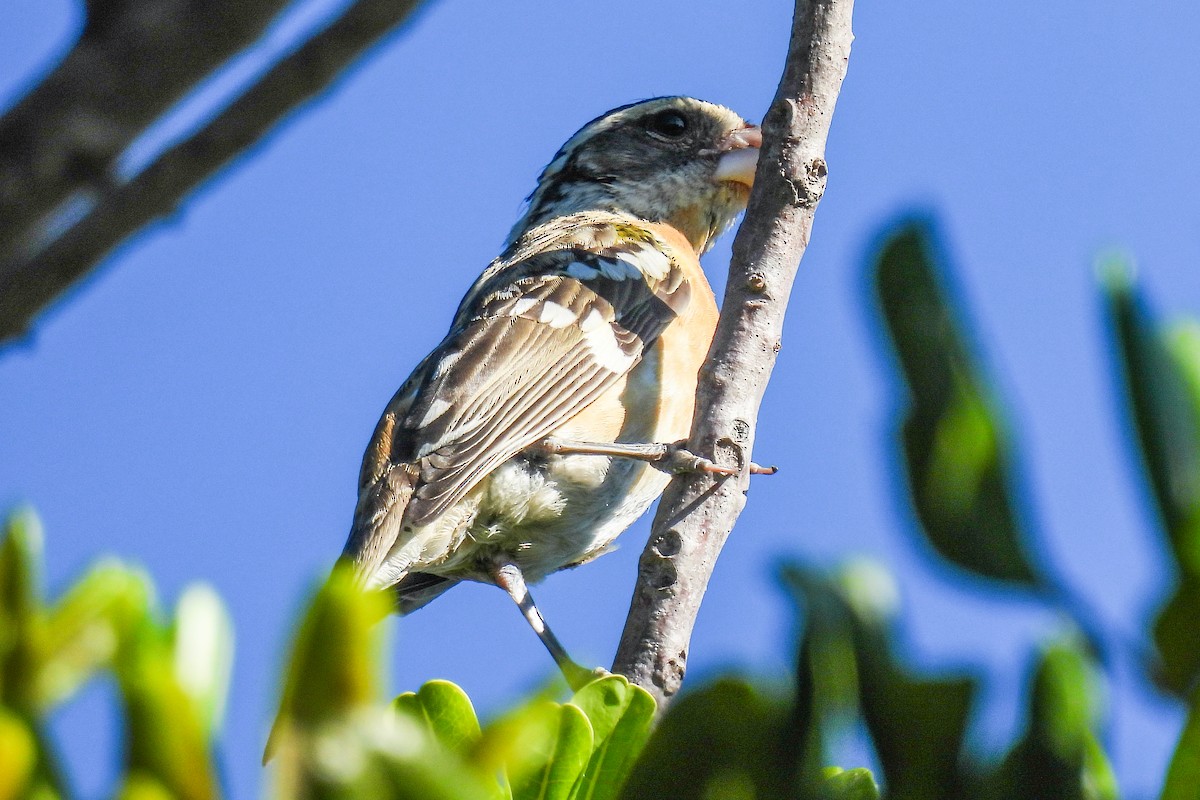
(0, 706, 36, 800)
(0, 509, 45, 713)
(116, 613, 218, 800)
(411, 680, 483, 756)
(837, 561, 976, 800)
(289, 709, 496, 800)
(1151, 578, 1200, 695)
(777, 565, 862, 791)
(266, 563, 392, 760)
(171, 584, 233, 738)
(115, 772, 175, 800)
(984, 636, 1117, 800)
(1162, 686, 1200, 800)
(1103, 266, 1200, 693)
(508, 703, 593, 800)
(617, 679, 779, 800)
(37, 560, 152, 711)
(818, 767, 881, 800)
(395, 680, 508, 800)
(569, 675, 655, 800)
(873, 219, 1042, 587)
(780, 561, 968, 800)
(1105, 268, 1200, 571)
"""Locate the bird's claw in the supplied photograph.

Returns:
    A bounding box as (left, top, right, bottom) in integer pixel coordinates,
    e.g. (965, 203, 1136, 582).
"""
(650, 441, 777, 477)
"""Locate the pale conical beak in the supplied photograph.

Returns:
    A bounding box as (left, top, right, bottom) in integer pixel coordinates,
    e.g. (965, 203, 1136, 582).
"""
(714, 124, 762, 188)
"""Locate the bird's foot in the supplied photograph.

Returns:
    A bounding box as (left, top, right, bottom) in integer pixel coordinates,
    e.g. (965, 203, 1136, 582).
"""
(533, 437, 777, 477)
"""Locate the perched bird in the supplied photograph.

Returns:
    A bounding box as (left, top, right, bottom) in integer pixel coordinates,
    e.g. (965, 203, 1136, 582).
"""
(341, 96, 761, 685)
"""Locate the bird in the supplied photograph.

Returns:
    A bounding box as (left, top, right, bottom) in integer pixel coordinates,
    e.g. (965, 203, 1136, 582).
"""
(340, 96, 762, 687)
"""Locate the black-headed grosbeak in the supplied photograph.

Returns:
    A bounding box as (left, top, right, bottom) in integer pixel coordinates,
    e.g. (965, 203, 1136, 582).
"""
(341, 97, 760, 684)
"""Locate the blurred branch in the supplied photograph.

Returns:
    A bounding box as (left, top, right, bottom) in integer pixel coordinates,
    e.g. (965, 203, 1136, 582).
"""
(0, 0, 290, 269)
(611, 0, 855, 707)
(0, 0, 430, 348)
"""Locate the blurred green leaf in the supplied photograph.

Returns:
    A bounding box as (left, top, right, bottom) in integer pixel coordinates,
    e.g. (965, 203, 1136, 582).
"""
(984, 636, 1117, 800)
(818, 767, 881, 800)
(0, 509, 45, 713)
(281, 710, 495, 800)
(782, 560, 975, 800)
(1162, 686, 1200, 800)
(0, 705, 36, 800)
(778, 564, 863, 793)
(1104, 269, 1200, 572)
(618, 679, 780, 800)
(569, 675, 655, 800)
(1103, 265, 1200, 694)
(837, 561, 976, 800)
(873, 219, 1042, 587)
(117, 614, 218, 800)
(267, 564, 392, 760)
(1151, 578, 1200, 696)
(171, 584, 233, 738)
(37, 560, 152, 711)
(116, 772, 176, 800)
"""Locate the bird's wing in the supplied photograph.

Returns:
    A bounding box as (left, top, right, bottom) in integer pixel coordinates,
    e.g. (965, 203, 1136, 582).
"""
(344, 222, 693, 586)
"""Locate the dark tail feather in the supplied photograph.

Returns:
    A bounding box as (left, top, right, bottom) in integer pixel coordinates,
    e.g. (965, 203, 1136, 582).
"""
(394, 572, 459, 615)
(342, 463, 416, 586)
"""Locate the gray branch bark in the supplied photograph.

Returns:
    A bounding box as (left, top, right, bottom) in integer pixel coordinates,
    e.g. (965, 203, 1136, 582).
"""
(0, 0, 290, 269)
(0, 0, 429, 348)
(611, 0, 855, 708)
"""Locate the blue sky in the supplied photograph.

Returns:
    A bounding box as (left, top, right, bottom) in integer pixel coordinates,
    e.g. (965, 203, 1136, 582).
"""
(3, 0, 1197, 796)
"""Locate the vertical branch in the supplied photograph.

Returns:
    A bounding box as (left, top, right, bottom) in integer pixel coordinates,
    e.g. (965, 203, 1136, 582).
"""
(612, 0, 855, 707)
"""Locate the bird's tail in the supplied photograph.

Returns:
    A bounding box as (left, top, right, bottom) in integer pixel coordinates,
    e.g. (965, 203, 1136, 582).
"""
(341, 462, 417, 588)
(340, 462, 462, 613)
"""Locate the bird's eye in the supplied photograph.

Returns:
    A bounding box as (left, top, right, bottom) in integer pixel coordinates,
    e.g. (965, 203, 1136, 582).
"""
(645, 110, 689, 139)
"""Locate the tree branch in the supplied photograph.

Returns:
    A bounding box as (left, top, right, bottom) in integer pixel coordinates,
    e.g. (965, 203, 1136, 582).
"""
(0, 0, 291, 268)
(611, 0, 855, 708)
(0, 0, 430, 348)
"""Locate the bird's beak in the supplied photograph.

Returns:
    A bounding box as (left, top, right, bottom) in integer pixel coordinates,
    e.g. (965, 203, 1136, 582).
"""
(714, 124, 762, 188)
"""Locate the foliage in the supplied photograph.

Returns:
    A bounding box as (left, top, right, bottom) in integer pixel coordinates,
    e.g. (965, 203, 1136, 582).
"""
(7, 217, 1200, 798)
(265, 565, 876, 800)
(0, 509, 231, 800)
(870, 218, 1200, 797)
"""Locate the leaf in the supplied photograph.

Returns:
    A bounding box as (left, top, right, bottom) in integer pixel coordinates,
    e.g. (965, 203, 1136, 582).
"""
(409, 680, 483, 756)
(116, 772, 176, 800)
(780, 560, 971, 800)
(285, 709, 495, 800)
(1102, 264, 1200, 694)
(569, 675, 655, 800)
(1151, 577, 1200, 696)
(0, 706, 36, 800)
(37, 560, 152, 711)
(818, 767, 881, 800)
(507, 703, 593, 800)
(617, 679, 780, 800)
(171, 584, 234, 738)
(266, 563, 392, 761)
(777, 565, 862, 792)
(873, 219, 1042, 587)
(983, 636, 1117, 800)
(1162, 685, 1200, 800)
(116, 614, 218, 800)
(0, 509, 45, 713)
(838, 561, 976, 800)
(1104, 268, 1200, 572)
(395, 680, 506, 800)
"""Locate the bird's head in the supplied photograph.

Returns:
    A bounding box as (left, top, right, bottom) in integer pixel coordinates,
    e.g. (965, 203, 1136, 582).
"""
(507, 97, 761, 255)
